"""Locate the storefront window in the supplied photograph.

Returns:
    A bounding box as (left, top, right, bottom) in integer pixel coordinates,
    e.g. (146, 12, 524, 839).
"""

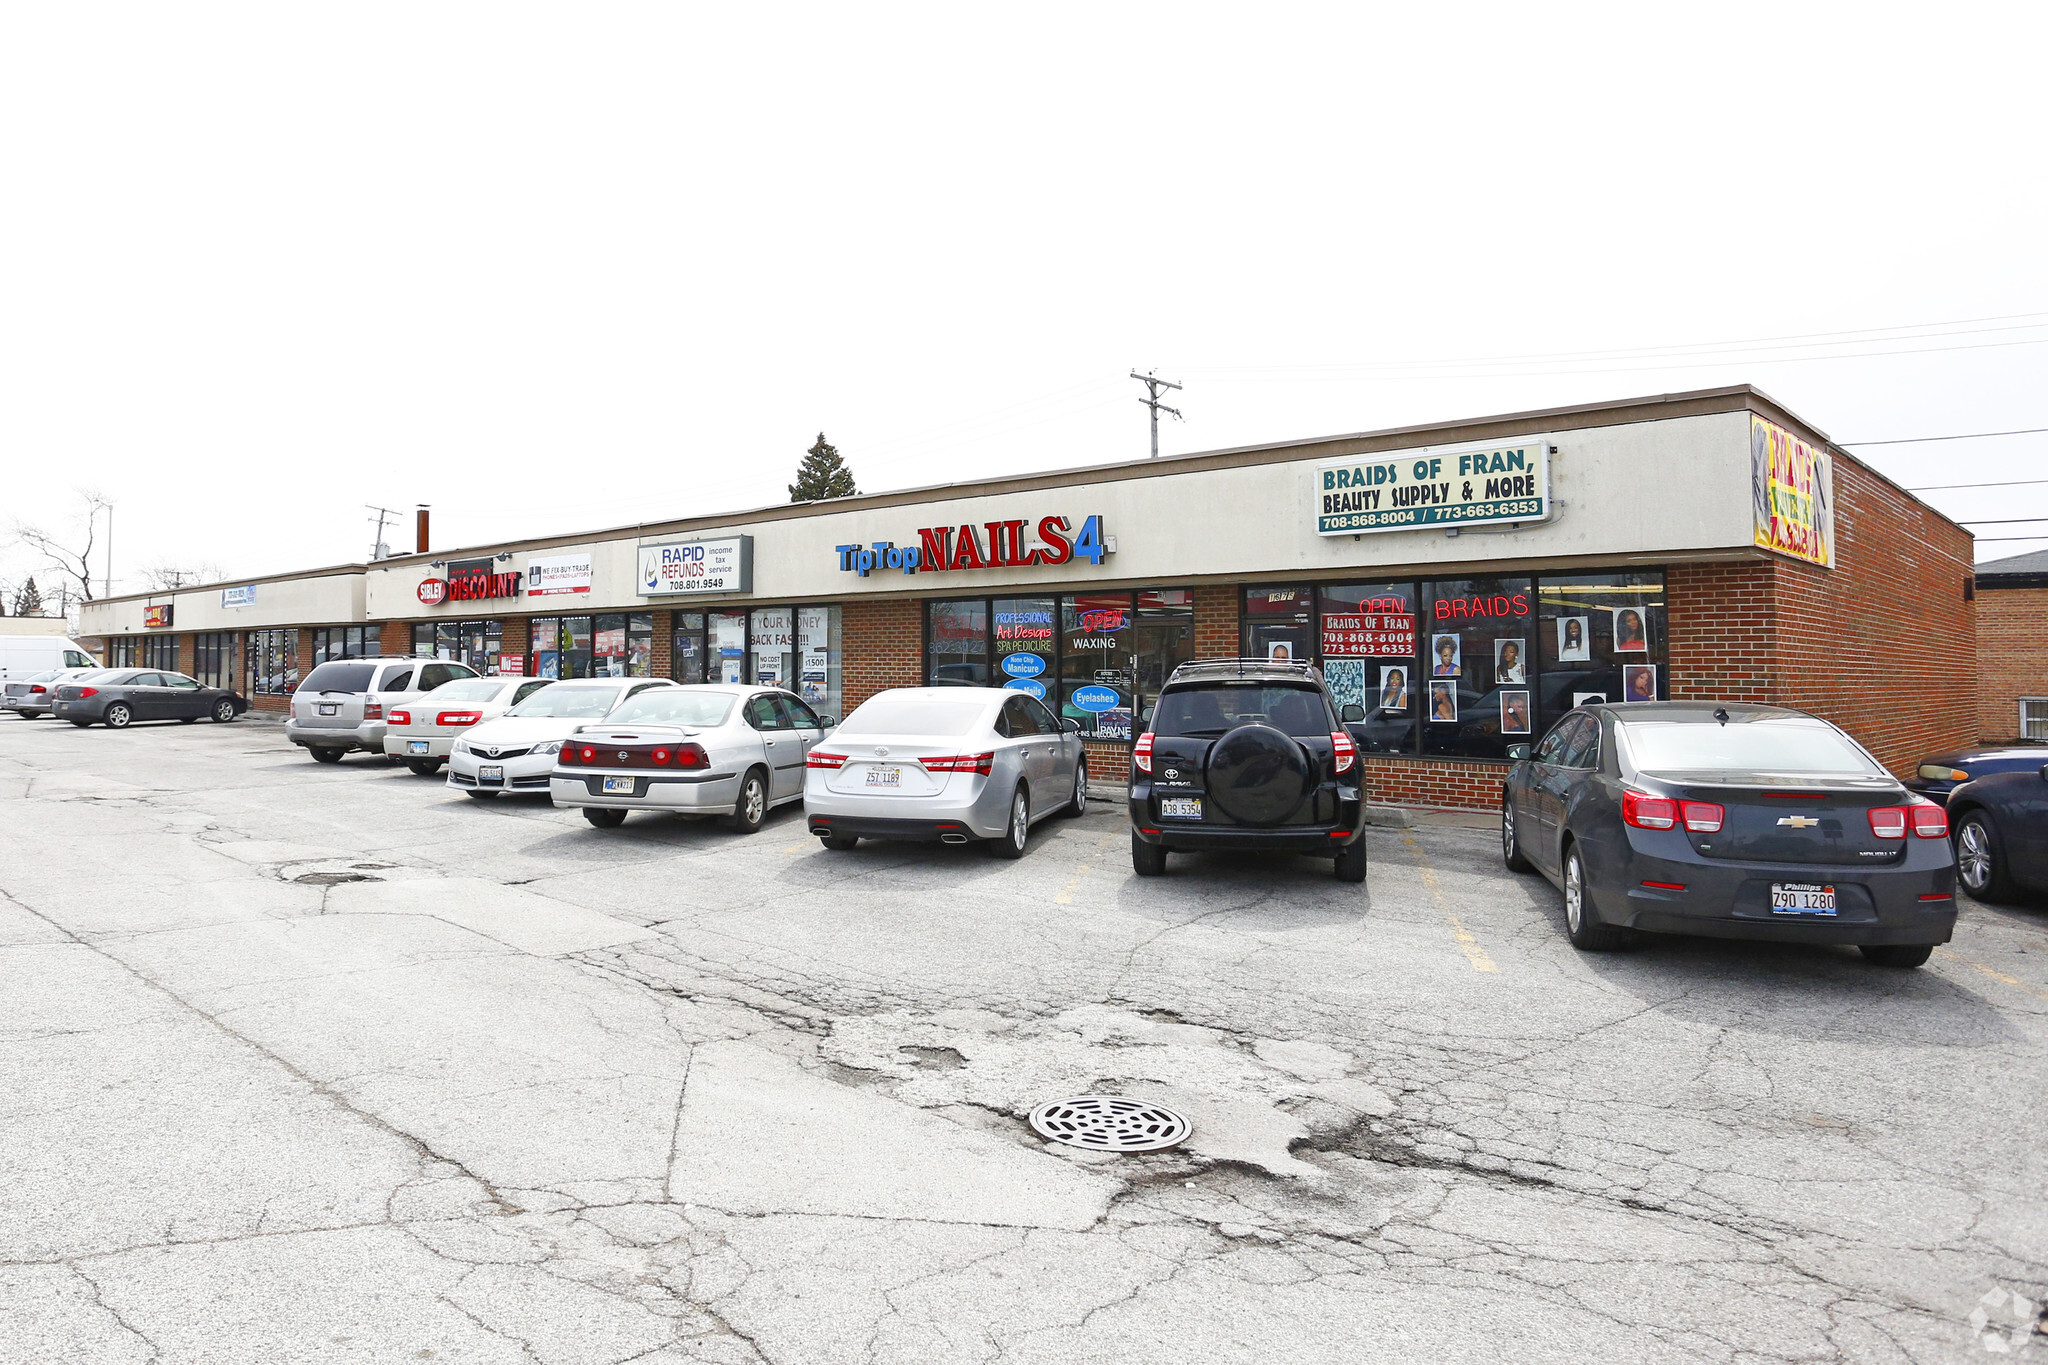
(993, 596, 1056, 708)
(749, 607, 794, 688)
(1132, 590, 1194, 732)
(142, 636, 180, 670)
(795, 605, 841, 718)
(193, 632, 239, 689)
(417, 620, 506, 672)
(312, 625, 379, 664)
(1537, 572, 1667, 728)
(710, 610, 747, 683)
(671, 611, 706, 683)
(1317, 582, 1419, 754)
(109, 638, 139, 667)
(927, 600, 989, 686)
(248, 629, 297, 696)
(1060, 594, 1133, 740)
(590, 613, 654, 677)
(1421, 577, 1535, 760)
(530, 617, 559, 678)
(1243, 586, 1314, 664)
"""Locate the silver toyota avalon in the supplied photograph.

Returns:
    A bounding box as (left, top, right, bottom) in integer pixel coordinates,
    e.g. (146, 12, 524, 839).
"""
(552, 685, 833, 832)
(802, 686, 1087, 857)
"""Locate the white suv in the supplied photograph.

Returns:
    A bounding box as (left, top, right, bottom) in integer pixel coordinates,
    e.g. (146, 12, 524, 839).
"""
(286, 656, 481, 763)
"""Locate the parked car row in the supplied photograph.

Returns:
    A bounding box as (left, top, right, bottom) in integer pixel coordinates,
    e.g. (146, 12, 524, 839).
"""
(2, 667, 250, 726)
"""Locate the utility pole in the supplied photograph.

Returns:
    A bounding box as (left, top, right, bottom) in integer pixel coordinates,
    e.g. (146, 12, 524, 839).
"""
(103, 502, 113, 599)
(1130, 371, 1183, 459)
(366, 505, 401, 561)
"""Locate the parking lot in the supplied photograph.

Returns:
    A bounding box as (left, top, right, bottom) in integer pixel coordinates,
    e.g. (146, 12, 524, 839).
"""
(4, 715, 2046, 1364)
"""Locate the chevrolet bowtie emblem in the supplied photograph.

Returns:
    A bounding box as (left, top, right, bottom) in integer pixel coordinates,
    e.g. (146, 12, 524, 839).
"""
(618, 752, 630, 763)
(1777, 816, 1820, 829)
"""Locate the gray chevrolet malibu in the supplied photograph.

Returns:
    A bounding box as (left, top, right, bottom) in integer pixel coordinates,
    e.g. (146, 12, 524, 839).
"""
(802, 686, 1087, 857)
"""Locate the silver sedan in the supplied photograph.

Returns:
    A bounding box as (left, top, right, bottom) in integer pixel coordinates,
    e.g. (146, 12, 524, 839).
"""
(551, 685, 834, 832)
(802, 686, 1087, 857)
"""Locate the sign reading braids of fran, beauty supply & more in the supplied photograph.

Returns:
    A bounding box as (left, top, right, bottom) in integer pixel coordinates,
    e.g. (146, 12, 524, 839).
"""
(1313, 440, 1550, 536)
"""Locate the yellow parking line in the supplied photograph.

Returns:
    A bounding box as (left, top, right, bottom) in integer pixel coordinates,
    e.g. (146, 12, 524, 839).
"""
(782, 842, 811, 854)
(1404, 834, 1499, 973)
(1054, 866, 1088, 904)
(1935, 948, 2048, 1002)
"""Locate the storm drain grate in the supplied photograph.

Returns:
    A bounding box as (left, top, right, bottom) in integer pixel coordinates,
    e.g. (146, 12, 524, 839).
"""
(1028, 1096, 1190, 1153)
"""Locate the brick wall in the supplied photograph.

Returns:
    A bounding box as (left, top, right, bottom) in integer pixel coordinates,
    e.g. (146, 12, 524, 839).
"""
(379, 621, 412, 656)
(1976, 586, 2048, 742)
(1192, 584, 1239, 657)
(841, 598, 923, 712)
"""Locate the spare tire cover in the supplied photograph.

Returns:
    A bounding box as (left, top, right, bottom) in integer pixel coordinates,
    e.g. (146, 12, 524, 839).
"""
(1205, 723, 1314, 826)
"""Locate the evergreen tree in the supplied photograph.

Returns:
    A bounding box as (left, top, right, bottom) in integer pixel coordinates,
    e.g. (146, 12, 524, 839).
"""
(788, 433, 858, 502)
(14, 577, 43, 617)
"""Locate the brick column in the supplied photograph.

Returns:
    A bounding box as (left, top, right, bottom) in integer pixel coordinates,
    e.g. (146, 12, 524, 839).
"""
(379, 620, 412, 656)
(842, 597, 923, 711)
(649, 609, 672, 679)
(1192, 584, 1239, 658)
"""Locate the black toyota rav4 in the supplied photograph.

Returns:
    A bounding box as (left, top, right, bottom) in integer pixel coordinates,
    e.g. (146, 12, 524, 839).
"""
(1128, 659, 1369, 882)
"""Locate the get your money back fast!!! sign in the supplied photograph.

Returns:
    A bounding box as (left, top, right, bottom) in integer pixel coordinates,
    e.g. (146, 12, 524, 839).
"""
(1314, 440, 1550, 536)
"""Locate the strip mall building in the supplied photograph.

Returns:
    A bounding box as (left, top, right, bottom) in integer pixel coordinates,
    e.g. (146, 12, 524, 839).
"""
(78, 386, 1978, 811)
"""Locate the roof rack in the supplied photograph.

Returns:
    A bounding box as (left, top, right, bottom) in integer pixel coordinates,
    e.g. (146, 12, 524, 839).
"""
(1167, 657, 1325, 684)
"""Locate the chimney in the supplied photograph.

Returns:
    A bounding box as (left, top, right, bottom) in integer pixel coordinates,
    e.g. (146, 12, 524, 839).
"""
(415, 505, 430, 555)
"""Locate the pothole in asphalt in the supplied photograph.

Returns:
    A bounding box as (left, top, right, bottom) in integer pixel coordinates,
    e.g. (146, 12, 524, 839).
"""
(899, 1045, 966, 1070)
(1029, 1096, 1191, 1153)
(292, 871, 382, 885)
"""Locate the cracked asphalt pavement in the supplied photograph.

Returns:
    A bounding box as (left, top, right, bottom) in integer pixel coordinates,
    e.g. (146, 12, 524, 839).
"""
(4, 717, 2046, 1363)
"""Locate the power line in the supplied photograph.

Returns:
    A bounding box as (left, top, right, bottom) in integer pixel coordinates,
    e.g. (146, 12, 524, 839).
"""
(1954, 517, 2048, 525)
(1971, 535, 2048, 543)
(1910, 477, 2048, 492)
(1846, 426, 2048, 446)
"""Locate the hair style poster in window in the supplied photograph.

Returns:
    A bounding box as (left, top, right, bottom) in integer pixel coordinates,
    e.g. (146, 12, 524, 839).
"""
(1623, 665, 1657, 701)
(1612, 606, 1649, 652)
(1573, 692, 1607, 708)
(1557, 615, 1590, 662)
(1493, 639, 1525, 683)
(1500, 690, 1532, 734)
(1430, 634, 1461, 677)
(1323, 659, 1366, 715)
(1378, 666, 1409, 712)
(1429, 681, 1458, 722)
(1268, 640, 1294, 662)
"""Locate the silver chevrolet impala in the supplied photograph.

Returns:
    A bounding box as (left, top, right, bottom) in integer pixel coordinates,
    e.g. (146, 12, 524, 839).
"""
(551, 685, 833, 832)
(803, 686, 1087, 857)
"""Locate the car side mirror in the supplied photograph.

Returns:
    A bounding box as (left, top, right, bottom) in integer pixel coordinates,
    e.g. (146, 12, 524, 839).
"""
(817, 717, 837, 729)
(1340, 703, 1365, 723)
(2039, 763, 2048, 782)
(1506, 743, 1532, 760)
(1062, 718, 1081, 733)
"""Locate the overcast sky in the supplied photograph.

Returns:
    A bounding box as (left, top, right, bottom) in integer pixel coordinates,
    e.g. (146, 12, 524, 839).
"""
(4, 3, 2045, 603)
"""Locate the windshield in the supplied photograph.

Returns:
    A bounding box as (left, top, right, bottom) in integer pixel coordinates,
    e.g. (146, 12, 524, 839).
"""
(22, 670, 61, 683)
(301, 662, 378, 694)
(837, 697, 989, 738)
(506, 684, 624, 719)
(1152, 684, 1331, 738)
(426, 678, 509, 704)
(1622, 719, 1884, 775)
(605, 691, 736, 727)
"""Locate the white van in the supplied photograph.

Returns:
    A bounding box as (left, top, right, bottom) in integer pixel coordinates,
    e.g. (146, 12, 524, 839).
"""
(0, 637, 100, 683)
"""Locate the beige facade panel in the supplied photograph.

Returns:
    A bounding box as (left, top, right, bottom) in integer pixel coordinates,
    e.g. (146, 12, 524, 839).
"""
(82, 573, 366, 637)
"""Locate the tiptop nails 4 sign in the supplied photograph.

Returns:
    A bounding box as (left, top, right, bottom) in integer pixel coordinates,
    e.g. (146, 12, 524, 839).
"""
(1315, 441, 1550, 536)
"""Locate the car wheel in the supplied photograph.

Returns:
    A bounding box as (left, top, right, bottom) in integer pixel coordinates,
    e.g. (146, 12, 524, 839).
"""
(821, 833, 859, 851)
(1131, 830, 1168, 876)
(406, 759, 443, 776)
(310, 748, 343, 764)
(728, 769, 768, 834)
(1333, 836, 1368, 883)
(1061, 759, 1087, 817)
(465, 789, 495, 800)
(1859, 943, 1935, 968)
(104, 703, 132, 729)
(990, 787, 1029, 859)
(1502, 795, 1535, 873)
(1563, 843, 1627, 951)
(583, 808, 627, 829)
(211, 700, 236, 723)
(1953, 811, 2015, 902)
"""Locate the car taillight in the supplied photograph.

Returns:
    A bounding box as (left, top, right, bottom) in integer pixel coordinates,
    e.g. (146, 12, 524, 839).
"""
(1909, 799, 1947, 839)
(1868, 806, 1908, 839)
(923, 752, 995, 775)
(76, 687, 98, 699)
(1680, 801, 1724, 833)
(806, 750, 847, 769)
(29, 685, 46, 695)
(437, 711, 482, 727)
(675, 743, 708, 769)
(1329, 730, 1356, 774)
(559, 745, 579, 764)
(652, 748, 670, 765)
(1918, 764, 1969, 783)
(364, 702, 383, 721)
(1621, 789, 1677, 830)
(389, 709, 412, 726)
(1133, 732, 1155, 774)
(580, 746, 597, 763)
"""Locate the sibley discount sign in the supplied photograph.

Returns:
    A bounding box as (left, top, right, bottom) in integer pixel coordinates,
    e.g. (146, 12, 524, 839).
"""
(1314, 441, 1550, 535)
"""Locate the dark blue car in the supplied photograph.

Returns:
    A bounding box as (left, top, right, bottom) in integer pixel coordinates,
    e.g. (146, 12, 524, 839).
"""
(1502, 702, 1956, 967)
(1944, 764, 2048, 902)
(1904, 744, 2048, 806)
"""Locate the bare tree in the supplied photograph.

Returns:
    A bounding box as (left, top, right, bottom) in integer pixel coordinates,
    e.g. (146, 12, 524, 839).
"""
(11, 490, 111, 604)
(139, 560, 226, 591)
